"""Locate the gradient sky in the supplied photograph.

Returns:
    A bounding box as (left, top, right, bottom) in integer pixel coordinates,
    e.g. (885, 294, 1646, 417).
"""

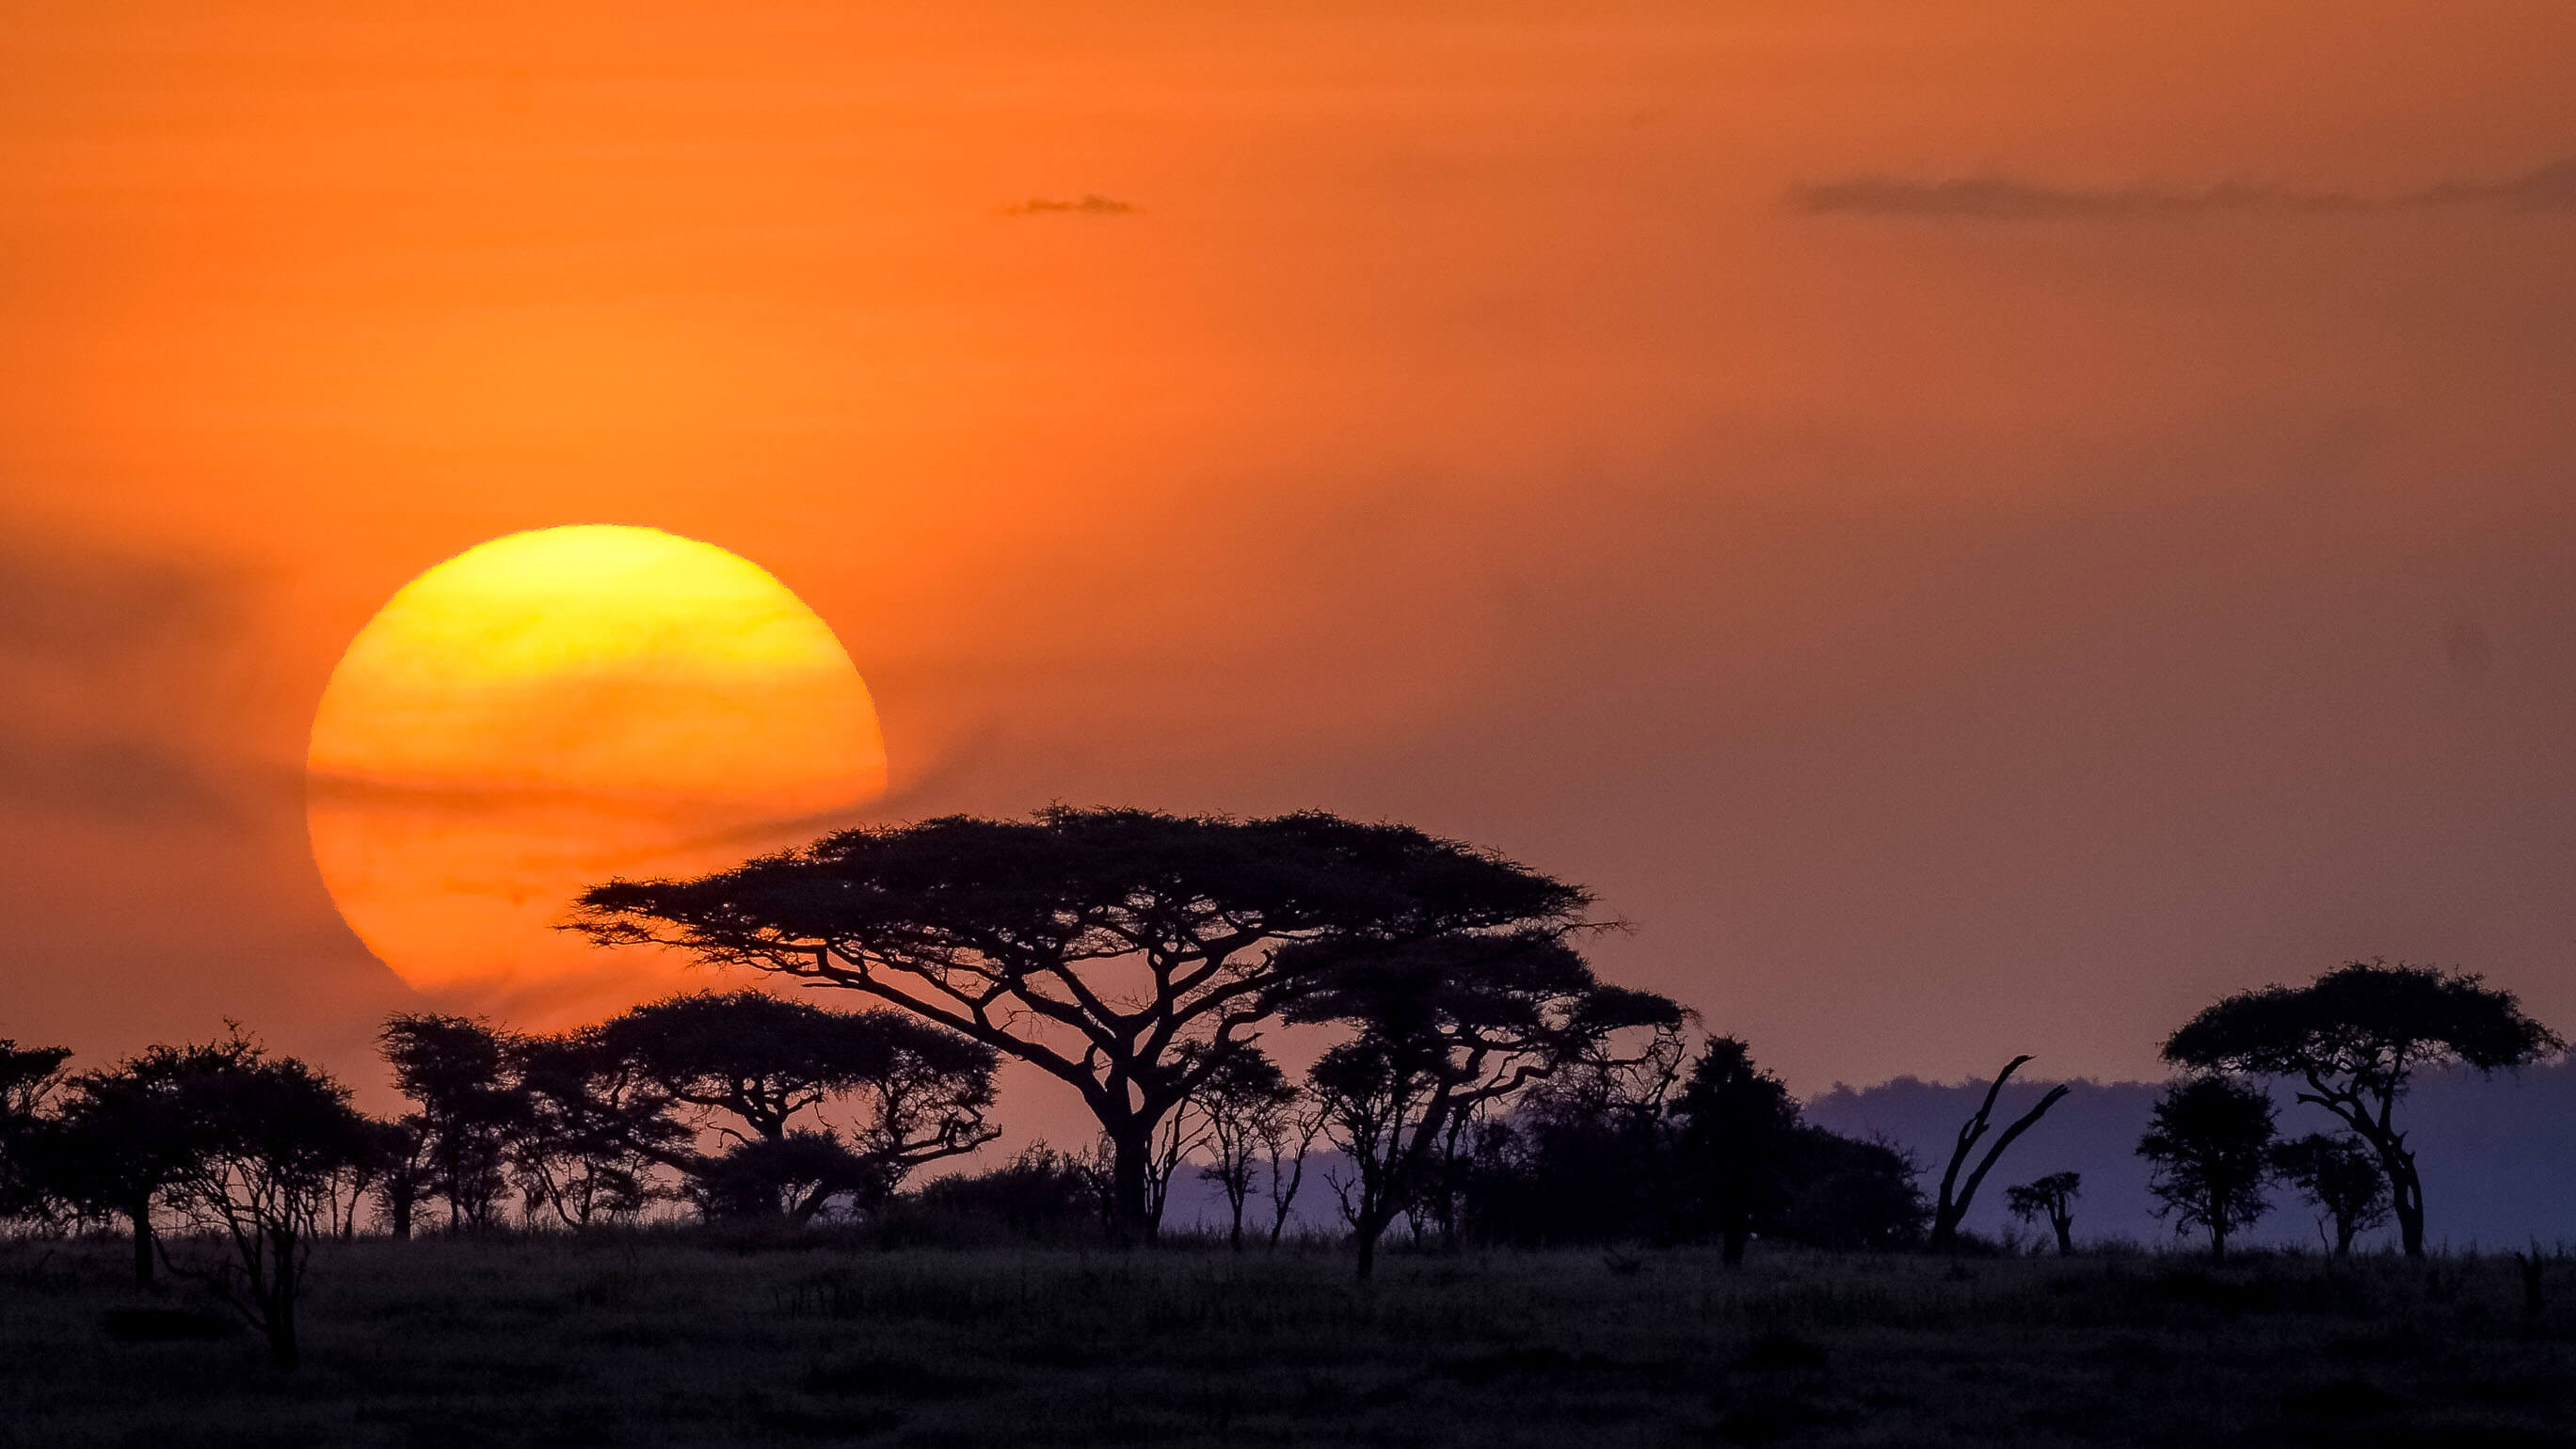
(4, 1, 2573, 1124)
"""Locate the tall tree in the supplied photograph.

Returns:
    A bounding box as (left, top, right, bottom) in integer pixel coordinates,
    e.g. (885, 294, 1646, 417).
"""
(1928, 1057, 2069, 1252)
(2163, 961, 2560, 1257)
(572, 808, 1590, 1236)
(2271, 1133, 2390, 1257)
(1287, 932, 1683, 1279)
(2137, 1075, 2277, 1261)
(1670, 1037, 1800, 1266)
(144, 1031, 374, 1370)
(379, 1014, 523, 1232)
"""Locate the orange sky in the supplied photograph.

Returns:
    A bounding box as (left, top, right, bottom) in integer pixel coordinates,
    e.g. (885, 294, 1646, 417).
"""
(4, 1, 2573, 1123)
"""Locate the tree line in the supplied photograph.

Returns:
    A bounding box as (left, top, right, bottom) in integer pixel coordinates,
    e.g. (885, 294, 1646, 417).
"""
(0, 807, 2561, 1369)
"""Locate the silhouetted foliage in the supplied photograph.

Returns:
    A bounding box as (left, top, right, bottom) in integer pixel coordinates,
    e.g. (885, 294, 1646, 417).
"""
(510, 1028, 683, 1228)
(2138, 1076, 2277, 1260)
(2163, 960, 2561, 1256)
(1286, 932, 1684, 1278)
(2004, 1170, 2082, 1255)
(595, 990, 998, 1221)
(378, 1013, 521, 1232)
(1929, 1057, 2069, 1252)
(136, 1031, 374, 1369)
(571, 807, 1592, 1238)
(1457, 1024, 1688, 1247)
(2271, 1133, 2390, 1257)
(1776, 1127, 1927, 1250)
(52, 1047, 213, 1287)
(1187, 1043, 1299, 1249)
(1671, 1037, 1800, 1264)
(0, 1039, 70, 1222)
(910, 1143, 1106, 1241)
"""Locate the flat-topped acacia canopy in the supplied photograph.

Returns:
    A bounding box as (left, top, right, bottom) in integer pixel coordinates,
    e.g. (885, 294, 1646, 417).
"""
(570, 806, 1592, 1234)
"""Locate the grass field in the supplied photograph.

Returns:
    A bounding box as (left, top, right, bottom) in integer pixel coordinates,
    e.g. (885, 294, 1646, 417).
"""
(2, 1234, 2570, 1447)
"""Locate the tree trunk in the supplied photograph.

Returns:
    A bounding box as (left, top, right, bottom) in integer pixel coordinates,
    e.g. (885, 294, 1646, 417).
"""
(2209, 1222, 2227, 1262)
(2052, 1217, 2073, 1256)
(2389, 1159, 2425, 1258)
(265, 1225, 299, 1370)
(130, 1197, 155, 1291)
(1108, 1123, 1154, 1244)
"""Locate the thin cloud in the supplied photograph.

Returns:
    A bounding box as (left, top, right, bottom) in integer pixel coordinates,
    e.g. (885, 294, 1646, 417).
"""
(1788, 158, 2576, 219)
(998, 194, 1138, 216)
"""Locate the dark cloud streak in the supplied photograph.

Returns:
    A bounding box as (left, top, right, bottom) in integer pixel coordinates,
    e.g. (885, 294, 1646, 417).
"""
(1788, 158, 2576, 219)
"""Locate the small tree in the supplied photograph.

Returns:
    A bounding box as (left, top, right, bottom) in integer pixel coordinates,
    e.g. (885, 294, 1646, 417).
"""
(1190, 1044, 1298, 1250)
(1259, 1097, 1326, 1248)
(1928, 1057, 2069, 1252)
(0, 1040, 71, 1223)
(2163, 960, 2560, 1257)
(1670, 1037, 1800, 1266)
(1291, 932, 1683, 1279)
(370, 1115, 435, 1240)
(510, 1029, 684, 1228)
(597, 991, 998, 1220)
(379, 1014, 522, 1232)
(52, 1053, 210, 1288)
(2137, 1076, 2276, 1260)
(2271, 1133, 2390, 1257)
(149, 1033, 374, 1369)
(2003, 1171, 2082, 1255)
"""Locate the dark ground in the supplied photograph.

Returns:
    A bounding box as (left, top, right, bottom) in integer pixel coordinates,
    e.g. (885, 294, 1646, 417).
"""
(2, 1234, 2571, 1447)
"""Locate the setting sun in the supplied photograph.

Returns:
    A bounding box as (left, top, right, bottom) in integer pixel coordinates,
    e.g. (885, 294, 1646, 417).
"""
(306, 525, 884, 1014)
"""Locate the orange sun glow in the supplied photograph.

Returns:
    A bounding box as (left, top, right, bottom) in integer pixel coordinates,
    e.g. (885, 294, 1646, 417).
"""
(305, 524, 885, 1018)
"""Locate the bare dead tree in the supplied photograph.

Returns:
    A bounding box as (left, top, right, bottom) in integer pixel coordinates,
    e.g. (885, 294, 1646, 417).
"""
(1929, 1056, 2069, 1252)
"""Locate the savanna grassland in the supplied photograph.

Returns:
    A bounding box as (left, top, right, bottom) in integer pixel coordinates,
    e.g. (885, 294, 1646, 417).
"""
(3, 1235, 2571, 1448)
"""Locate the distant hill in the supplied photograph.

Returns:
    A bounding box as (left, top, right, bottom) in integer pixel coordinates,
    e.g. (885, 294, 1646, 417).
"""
(1805, 1059, 2576, 1250)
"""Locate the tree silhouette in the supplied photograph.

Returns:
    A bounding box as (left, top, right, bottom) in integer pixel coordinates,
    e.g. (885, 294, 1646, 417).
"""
(571, 808, 1590, 1238)
(1259, 1095, 1326, 1248)
(596, 990, 998, 1220)
(379, 1014, 522, 1232)
(2003, 1171, 2081, 1255)
(1671, 1037, 1800, 1266)
(2271, 1133, 2389, 1257)
(53, 1049, 211, 1288)
(1287, 932, 1682, 1278)
(141, 1031, 373, 1369)
(0, 1039, 70, 1223)
(2163, 960, 2560, 1257)
(510, 1028, 685, 1228)
(1189, 1043, 1298, 1250)
(1928, 1057, 2069, 1252)
(2137, 1076, 2276, 1260)
(369, 1115, 434, 1241)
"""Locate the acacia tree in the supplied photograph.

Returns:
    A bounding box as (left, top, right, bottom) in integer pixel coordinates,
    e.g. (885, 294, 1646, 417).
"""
(2163, 961, 2561, 1257)
(53, 1051, 210, 1288)
(572, 808, 1591, 1237)
(510, 1029, 685, 1228)
(2271, 1133, 2390, 1257)
(595, 990, 998, 1222)
(0, 1040, 71, 1223)
(146, 1032, 374, 1370)
(1287, 932, 1683, 1279)
(2004, 1170, 2082, 1256)
(379, 1014, 522, 1232)
(2138, 1075, 2277, 1261)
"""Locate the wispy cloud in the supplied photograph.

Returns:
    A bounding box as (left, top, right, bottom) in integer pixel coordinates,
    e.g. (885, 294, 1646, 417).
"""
(998, 194, 1138, 217)
(1788, 158, 2576, 219)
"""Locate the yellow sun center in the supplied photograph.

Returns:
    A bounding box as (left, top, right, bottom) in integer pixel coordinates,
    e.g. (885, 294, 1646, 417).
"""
(307, 525, 884, 1016)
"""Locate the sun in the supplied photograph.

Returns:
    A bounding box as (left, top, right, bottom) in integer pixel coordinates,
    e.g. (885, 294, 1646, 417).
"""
(307, 525, 885, 1018)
